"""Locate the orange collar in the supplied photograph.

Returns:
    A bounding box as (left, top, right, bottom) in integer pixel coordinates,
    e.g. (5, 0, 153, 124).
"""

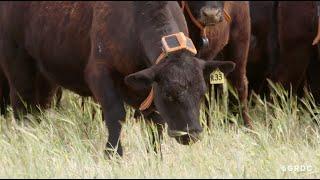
(139, 32, 197, 111)
(139, 52, 166, 111)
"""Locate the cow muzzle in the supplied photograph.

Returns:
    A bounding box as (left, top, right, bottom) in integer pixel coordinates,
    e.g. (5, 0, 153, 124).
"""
(200, 7, 223, 26)
(168, 128, 203, 145)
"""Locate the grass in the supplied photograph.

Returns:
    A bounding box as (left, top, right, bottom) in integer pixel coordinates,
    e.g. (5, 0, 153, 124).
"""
(0, 82, 319, 178)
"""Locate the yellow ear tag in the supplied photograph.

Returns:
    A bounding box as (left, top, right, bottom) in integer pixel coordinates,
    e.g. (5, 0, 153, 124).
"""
(210, 69, 225, 84)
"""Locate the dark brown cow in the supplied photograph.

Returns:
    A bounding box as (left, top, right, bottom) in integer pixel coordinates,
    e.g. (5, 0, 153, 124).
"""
(181, 1, 252, 128)
(271, 2, 318, 96)
(247, 2, 319, 101)
(0, 2, 235, 156)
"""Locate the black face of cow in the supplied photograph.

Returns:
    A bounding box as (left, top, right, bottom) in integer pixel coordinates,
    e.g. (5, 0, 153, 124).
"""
(125, 51, 235, 145)
(153, 54, 206, 145)
(187, 1, 224, 26)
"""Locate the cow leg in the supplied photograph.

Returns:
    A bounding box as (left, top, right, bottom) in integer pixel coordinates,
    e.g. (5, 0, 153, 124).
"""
(223, 5, 252, 128)
(225, 52, 251, 129)
(306, 51, 320, 104)
(85, 64, 125, 157)
(0, 41, 38, 118)
(55, 87, 63, 108)
(0, 69, 10, 115)
(34, 72, 59, 109)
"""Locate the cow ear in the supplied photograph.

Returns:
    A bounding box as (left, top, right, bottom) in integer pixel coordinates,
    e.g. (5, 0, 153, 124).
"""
(203, 60, 236, 75)
(198, 59, 236, 78)
(125, 67, 156, 90)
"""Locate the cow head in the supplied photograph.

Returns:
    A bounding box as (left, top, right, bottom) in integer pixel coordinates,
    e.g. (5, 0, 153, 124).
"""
(186, 1, 225, 26)
(125, 51, 235, 145)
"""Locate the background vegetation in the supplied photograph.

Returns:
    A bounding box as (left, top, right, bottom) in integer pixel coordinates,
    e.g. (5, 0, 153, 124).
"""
(0, 82, 319, 178)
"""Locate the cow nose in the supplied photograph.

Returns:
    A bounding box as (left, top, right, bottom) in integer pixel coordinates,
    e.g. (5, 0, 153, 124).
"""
(201, 8, 223, 25)
(167, 126, 203, 138)
(173, 127, 203, 145)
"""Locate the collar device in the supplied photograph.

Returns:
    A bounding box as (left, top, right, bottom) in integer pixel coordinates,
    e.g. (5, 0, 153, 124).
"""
(161, 32, 197, 56)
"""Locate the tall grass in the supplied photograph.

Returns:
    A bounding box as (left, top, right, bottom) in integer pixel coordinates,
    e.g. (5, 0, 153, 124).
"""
(0, 82, 319, 178)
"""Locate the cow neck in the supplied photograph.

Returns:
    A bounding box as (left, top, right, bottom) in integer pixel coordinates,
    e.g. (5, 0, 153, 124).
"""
(134, 2, 183, 66)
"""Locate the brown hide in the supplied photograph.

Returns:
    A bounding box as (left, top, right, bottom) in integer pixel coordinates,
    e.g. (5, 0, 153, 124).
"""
(248, 1, 319, 100)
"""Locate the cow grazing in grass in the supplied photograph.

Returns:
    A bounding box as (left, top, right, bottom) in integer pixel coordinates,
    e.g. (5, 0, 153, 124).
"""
(0, 2, 235, 156)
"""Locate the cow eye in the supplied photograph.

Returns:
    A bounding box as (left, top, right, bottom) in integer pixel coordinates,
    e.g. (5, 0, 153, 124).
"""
(164, 84, 188, 102)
